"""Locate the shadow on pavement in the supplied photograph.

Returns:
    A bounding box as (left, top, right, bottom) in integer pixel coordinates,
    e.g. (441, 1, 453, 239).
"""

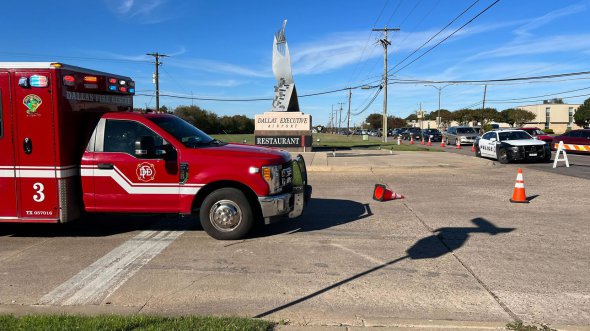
(251, 198, 372, 237)
(0, 213, 196, 238)
(254, 217, 514, 318)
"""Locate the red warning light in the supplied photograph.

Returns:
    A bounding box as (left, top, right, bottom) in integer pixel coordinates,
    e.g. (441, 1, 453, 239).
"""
(63, 75, 76, 86)
(119, 86, 127, 93)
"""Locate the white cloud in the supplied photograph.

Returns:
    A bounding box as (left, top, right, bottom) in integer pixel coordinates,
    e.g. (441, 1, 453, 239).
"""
(168, 58, 272, 78)
(514, 2, 587, 38)
(105, 0, 170, 24)
(468, 33, 590, 60)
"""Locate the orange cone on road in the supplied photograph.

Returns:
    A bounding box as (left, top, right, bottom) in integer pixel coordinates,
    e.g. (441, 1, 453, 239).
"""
(420, 137, 425, 145)
(373, 184, 404, 202)
(455, 139, 462, 149)
(427, 137, 432, 146)
(471, 143, 476, 152)
(440, 139, 446, 147)
(410, 136, 415, 145)
(509, 168, 529, 203)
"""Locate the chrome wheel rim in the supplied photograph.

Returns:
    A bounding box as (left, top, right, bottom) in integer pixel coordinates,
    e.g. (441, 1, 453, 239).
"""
(209, 200, 242, 232)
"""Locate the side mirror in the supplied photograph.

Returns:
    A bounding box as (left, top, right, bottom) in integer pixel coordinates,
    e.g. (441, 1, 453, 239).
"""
(135, 136, 156, 158)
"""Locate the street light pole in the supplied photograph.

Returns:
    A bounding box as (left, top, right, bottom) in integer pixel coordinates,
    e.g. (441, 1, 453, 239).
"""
(425, 84, 453, 129)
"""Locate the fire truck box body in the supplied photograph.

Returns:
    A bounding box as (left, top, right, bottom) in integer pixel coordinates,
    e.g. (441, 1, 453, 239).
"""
(0, 63, 310, 240)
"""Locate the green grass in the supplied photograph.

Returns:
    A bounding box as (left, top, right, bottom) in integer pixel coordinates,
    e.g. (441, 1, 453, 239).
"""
(212, 133, 441, 151)
(0, 314, 274, 331)
(506, 321, 557, 331)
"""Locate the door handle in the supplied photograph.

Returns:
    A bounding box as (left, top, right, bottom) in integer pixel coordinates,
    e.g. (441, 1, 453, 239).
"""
(23, 137, 32, 154)
(97, 163, 114, 170)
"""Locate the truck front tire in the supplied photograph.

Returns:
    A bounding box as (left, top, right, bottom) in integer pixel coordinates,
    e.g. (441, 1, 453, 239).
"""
(199, 188, 254, 240)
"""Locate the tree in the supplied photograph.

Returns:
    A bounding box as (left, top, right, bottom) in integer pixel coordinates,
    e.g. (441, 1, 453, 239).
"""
(365, 113, 383, 129)
(499, 108, 536, 127)
(387, 116, 406, 128)
(478, 108, 499, 126)
(405, 114, 418, 122)
(452, 108, 475, 125)
(174, 105, 220, 133)
(574, 98, 590, 127)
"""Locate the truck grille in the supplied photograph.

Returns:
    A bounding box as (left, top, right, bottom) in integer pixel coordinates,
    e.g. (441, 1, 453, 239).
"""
(281, 161, 293, 193)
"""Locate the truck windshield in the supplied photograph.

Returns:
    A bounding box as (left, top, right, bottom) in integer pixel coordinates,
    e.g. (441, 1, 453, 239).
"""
(149, 116, 221, 148)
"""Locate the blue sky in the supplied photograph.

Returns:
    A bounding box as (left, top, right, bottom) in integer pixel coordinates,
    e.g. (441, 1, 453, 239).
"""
(2, 0, 590, 127)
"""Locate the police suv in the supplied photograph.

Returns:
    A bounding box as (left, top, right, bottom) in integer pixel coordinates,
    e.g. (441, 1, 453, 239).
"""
(475, 129, 551, 164)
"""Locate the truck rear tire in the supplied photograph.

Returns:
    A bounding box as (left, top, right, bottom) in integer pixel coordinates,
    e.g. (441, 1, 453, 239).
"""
(199, 188, 254, 240)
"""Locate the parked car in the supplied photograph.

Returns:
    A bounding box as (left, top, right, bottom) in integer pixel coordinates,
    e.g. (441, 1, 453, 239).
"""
(402, 128, 422, 141)
(551, 129, 590, 152)
(475, 129, 551, 164)
(518, 127, 553, 144)
(445, 126, 479, 145)
(389, 128, 403, 138)
(420, 129, 442, 142)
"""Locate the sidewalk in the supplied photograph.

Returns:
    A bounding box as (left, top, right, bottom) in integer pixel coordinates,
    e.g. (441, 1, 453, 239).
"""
(295, 150, 489, 172)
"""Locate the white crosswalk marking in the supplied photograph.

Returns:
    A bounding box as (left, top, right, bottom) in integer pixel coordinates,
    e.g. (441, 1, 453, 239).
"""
(38, 229, 183, 305)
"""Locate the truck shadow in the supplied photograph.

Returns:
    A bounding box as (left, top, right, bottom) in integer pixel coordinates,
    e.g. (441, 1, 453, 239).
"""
(251, 198, 372, 237)
(0, 214, 191, 238)
(254, 217, 515, 318)
(0, 198, 369, 238)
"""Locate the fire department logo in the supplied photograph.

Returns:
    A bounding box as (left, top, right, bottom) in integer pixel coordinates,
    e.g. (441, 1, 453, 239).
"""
(136, 162, 156, 182)
(23, 94, 42, 116)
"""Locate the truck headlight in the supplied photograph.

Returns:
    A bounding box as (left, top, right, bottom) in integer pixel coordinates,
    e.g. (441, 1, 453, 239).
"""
(262, 165, 281, 195)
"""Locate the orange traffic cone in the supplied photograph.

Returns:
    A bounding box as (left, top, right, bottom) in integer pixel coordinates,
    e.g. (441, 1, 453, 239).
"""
(420, 137, 425, 145)
(373, 184, 404, 201)
(410, 136, 415, 145)
(471, 143, 476, 152)
(427, 137, 432, 146)
(440, 139, 446, 147)
(455, 139, 461, 149)
(509, 168, 529, 203)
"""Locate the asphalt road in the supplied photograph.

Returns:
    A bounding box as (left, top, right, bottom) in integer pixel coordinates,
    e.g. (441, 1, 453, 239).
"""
(0, 155, 588, 329)
(421, 140, 590, 179)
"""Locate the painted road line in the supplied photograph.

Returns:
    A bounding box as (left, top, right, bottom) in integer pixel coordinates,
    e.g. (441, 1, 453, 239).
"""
(38, 229, 183, 306)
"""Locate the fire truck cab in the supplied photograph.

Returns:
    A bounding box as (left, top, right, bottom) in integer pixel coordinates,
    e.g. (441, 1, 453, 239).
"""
(0, 63, 310, 240)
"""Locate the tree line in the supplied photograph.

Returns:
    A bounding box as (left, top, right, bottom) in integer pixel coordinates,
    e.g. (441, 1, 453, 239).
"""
(366, 107, 538, 129)
(136, 105, 255, 134)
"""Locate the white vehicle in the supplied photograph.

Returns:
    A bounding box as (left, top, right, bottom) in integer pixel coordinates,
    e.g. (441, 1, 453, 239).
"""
(475, 129, 551, 164)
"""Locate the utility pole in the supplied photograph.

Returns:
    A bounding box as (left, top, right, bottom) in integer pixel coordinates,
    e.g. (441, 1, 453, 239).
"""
(482, 84, 488, 111)
(419, 102, 423, 130)
(338, 102, 345, 134)
(331, 105, 334, 133)
(347, 88, 352, 135)
(373, 26, 400, 142)
(146, 52, 168, 113)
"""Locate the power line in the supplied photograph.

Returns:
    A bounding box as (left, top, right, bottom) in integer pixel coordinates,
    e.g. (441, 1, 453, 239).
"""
(134, 70, 590, 103)
(486, 86, 590, 102)
(347, 0, 390, 85)
(398, 0, 423, 27)
(388, 70, 590, 84)
(389, 0, 481, 73)
(351, 86, 383, 116)
(485, 92, 590, 104)
(391, 0, 500, 76)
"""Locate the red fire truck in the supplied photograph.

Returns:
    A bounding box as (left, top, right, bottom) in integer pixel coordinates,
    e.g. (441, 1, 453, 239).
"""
(0, 63, 311, 239)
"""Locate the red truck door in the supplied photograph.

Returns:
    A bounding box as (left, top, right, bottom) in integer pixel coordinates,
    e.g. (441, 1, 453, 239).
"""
(13, 71, 59, 221)
(87, 118, 181, 212)
(0, 72, 18, 220)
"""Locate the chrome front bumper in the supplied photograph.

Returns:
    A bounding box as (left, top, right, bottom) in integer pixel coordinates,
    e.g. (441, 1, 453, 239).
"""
(258, 184, 312, 224)
(258, 192, 291, 218)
